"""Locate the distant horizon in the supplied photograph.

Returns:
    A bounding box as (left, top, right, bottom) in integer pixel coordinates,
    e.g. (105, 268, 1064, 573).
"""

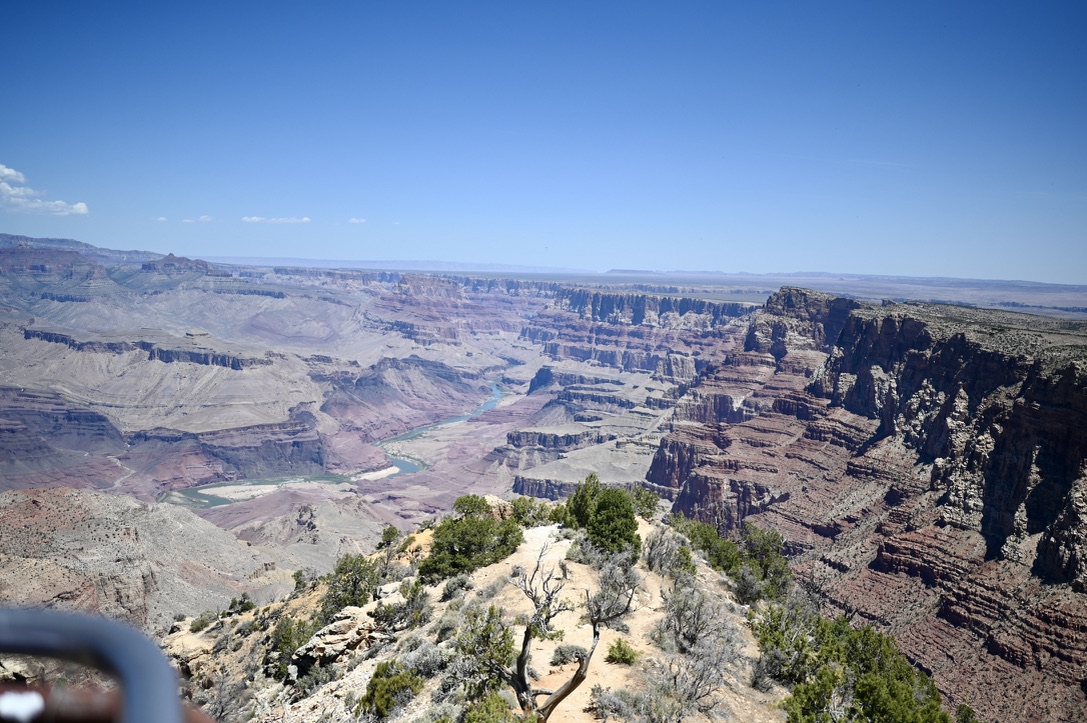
(6, 230, 1086, 290)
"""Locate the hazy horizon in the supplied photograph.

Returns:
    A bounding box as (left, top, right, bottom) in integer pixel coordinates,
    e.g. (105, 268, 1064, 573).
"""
(2, 2, 1084, 284)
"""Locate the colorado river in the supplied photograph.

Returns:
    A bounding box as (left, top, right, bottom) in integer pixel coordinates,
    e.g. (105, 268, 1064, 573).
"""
(377, 382, 503, 475)
(160, 382, 504, 508)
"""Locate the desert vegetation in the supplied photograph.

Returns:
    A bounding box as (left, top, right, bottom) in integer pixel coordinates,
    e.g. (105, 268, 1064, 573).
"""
(168, 480, 973, 723)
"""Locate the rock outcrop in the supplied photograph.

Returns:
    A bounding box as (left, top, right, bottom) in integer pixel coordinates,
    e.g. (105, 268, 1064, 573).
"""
(24, 329, 273, 369)
(653, 288, 1087, 720)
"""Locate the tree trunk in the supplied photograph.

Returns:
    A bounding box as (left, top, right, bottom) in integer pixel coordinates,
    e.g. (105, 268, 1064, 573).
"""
(536, 623, 601, 721)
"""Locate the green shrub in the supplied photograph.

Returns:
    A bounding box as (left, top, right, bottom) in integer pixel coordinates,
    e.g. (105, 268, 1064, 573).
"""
(631, 487, 660, 520)
(605, 638, 639, 665)
(510, 496, 552, 528)
(561, 475, 640, 559)
(356, 661, 424, 719)
(463, 691, 521, 723)
(454, 494, 492, 517)
(226, 592, 255, 616)
(296, 663, 341, 694)
(189, 610, 217, 633)
(266, 616, 317, 681)
(377, 524, 401, 549)
(419, 497, 523, 582)
(754, 599, 957, 723)
(564, 473, 602, 529)
(586, 488, 641, 557)
(317, 553, 379, 625)
(371, 580, 432, 632)
(669, 514, 791, 603)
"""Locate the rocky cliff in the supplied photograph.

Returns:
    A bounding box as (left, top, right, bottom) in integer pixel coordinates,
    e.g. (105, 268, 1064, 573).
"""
(24, 328, 274, 369)
(520, 289, 752, 377)
(652, 288, 1087, 721)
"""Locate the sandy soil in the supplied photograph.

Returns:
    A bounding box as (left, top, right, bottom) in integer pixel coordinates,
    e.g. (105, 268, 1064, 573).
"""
(350, 466, 399, 481)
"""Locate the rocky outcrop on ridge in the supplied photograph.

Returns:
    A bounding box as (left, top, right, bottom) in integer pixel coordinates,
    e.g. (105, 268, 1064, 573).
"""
(652, 287, 1087, 721)
(24, 328, 274, 369)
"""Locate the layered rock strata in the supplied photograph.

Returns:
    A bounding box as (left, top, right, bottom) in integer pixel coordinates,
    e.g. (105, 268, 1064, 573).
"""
(653, 288, 1087, 721)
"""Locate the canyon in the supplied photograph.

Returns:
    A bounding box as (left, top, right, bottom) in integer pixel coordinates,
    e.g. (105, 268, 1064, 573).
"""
(1, 233, 1086, 720)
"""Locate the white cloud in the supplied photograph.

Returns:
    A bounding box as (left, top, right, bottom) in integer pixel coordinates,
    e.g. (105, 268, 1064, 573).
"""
(198, 215, 214, 222)
(182, 215, 214, 223)
(242, 216, 311, 224)
(0, 164, 27, 184)
(349, 217, 367, 224)
(155, 216, 168, 222)
(0, 163, 88, 216)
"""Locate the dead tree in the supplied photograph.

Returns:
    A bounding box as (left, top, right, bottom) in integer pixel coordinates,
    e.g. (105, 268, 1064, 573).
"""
(458, 545, 639, 721)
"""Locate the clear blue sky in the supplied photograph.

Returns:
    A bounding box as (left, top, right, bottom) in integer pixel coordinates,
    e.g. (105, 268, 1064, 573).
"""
(2, 2, 1084, 282)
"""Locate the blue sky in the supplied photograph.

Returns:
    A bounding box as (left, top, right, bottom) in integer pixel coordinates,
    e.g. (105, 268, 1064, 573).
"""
(2, 2, 1084, 282)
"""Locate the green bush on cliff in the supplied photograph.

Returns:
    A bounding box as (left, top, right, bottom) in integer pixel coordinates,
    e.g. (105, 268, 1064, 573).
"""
(317, 553, 380, 625)
(753, 598, 971, 722)
(669, 514, 790, 602)
(266, 616, 318, 681)
(418, 496, 524, 582)
(355, 660, 424, 719)
(561, 474, 641, 559)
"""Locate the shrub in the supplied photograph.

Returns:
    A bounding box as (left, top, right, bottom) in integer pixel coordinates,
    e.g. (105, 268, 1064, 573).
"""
(296, 663, 341, 694)
(564, 473, 602, 529)
(377, 524, 401, 549)
(588, 685, 636, 722)
(226, 592, 255, 616)
(419, 497, 524, 582)
(454, 494, 492, 517)
(733, 566, 763, 605)
(643, 529, 697, 579)
(754, 594, 957, 722)
(318, 553, 379, 625)
(669, 514, 791, 603)
(605, 638, 639, 665)
(550, 644, 589, 666)
(654, 582, 727, 655)
(189, 610, 217, 633)
(371, 580, 432, 632)
(356, 661, 424, 719)
(441, 574, 474, 602)
(401, 640, 450, 678)
(587, 488, 641, 557)
(631, 486, 660, 520)
(510, 496, 551, 528)
(435, 609, 462, 643)
(462, 691, 520, 723)
(266, 616, 317, 681)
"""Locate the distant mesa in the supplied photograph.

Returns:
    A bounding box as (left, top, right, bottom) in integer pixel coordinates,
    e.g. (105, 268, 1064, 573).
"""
(141, 253, 228, 276)
(604, 268, 663, 275)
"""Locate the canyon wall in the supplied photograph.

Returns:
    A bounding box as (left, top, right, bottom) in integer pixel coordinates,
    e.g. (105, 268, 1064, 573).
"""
(651, 288, 1087, 721)
(521, 288, 753, 377)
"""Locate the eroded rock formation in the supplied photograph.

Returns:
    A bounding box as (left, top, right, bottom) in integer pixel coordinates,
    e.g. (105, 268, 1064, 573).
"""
(653, 287, 1087, 720)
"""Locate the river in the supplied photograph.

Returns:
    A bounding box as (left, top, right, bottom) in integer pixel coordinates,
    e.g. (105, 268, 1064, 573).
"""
(161, 382, 504, 509)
